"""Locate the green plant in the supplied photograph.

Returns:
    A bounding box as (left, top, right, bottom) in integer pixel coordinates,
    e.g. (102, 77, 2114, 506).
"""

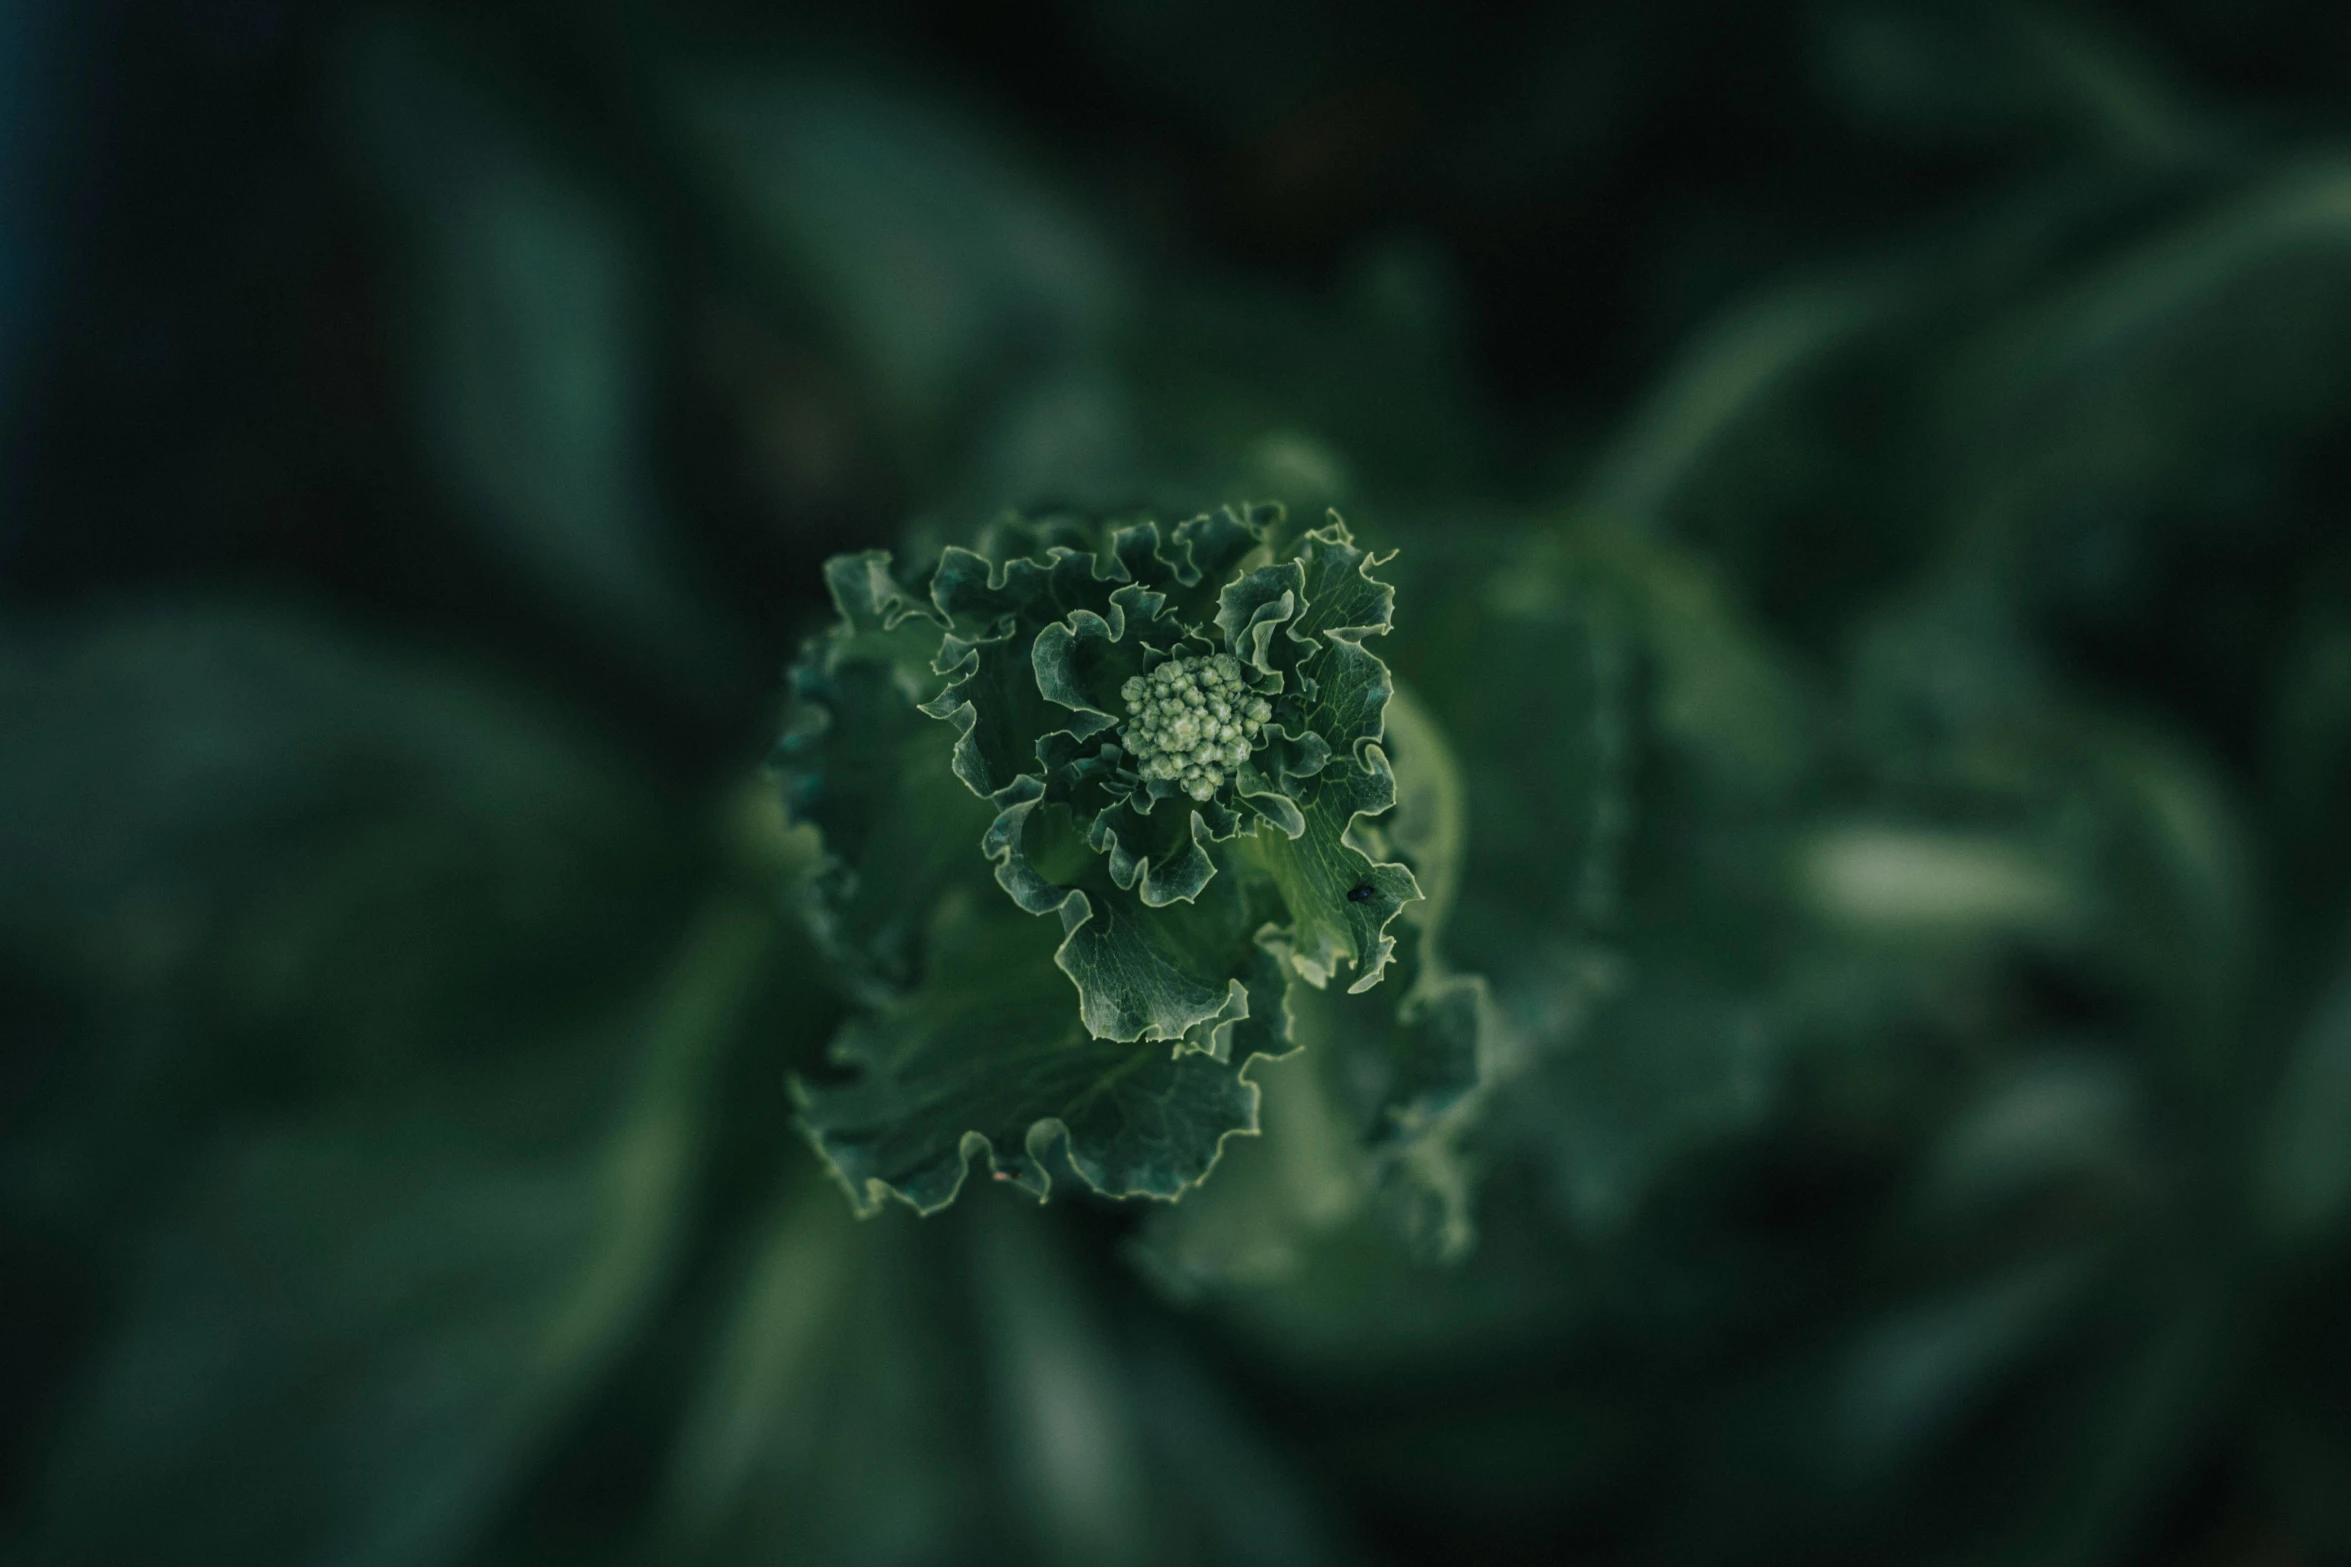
(18, 8, 2351, 1565)
(778, 503, 1482, 1218)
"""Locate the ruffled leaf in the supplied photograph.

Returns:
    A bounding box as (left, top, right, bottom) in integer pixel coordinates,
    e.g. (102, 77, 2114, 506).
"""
(779, 558, 994, 992)
(1250, 743, 1422, 992)
(792, 893, 1266, 1214)
(984, 782, 1284, 1045)
(1216, 562, 1305, 673)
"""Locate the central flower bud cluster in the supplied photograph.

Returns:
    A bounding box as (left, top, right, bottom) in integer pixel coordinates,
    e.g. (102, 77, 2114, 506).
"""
(1119, 653, 1274, 803)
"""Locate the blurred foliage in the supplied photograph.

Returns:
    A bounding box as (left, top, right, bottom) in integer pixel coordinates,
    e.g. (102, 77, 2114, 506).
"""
(9, 2, 2351, 1565)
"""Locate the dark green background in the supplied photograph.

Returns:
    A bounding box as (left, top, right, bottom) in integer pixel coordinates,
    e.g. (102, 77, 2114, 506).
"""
(8, 2, 2351, 1563)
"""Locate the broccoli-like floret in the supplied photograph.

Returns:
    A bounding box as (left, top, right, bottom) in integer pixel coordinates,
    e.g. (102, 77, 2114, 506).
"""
(1119, 653, 1276, 801)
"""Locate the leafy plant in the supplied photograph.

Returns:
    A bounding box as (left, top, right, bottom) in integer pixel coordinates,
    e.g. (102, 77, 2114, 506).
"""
(777, 503, 1482, 1218)
(17, 6, 2351, 1567)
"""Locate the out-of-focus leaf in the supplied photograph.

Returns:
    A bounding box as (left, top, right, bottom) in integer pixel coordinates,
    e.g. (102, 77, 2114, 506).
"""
(1954, 160, 2351, 614)
(0, 604, 656, 949)
(1828, 1252, 2101, 1488)
(1672, 1246, 2106, 1567)
(675, 65, 1130, 483)
(1798, 825, 2082, 938)
(0, 600, 775, 1564)
(1990, 1283, 2230, 1567)
(0, 602, 689, 1243)
(1149, 1175, 1595, 1396)
(1582, 274, 1898, 537)
(1914, 1051, 2141, 1223)
(2267, 605, 2351, 904)
(1380, 527, 1626, 1028)
(2257, 958, 2351, 1245)
(1817, 3, 2215, 161)
(653, 1180, 986, 1567)
(1849, 590, 2255, 1057)
(26, 896, 773, 1567)
(1117, 1327, 1358, 1567)
(344, 18, 734, 691)
(657, 1184, 1347, 1567)
(965, 1195, 1155, 1567)
(2061, 721, 2254, 1066)
(1530, 524, 1813, 798)
(1532, 975, 1778, 1236)
(1116, 254, 1486, 508)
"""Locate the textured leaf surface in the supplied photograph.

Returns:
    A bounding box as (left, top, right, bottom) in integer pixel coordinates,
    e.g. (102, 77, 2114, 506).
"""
(779, 556, 992, 993)
(793, 894, 1261, 1214)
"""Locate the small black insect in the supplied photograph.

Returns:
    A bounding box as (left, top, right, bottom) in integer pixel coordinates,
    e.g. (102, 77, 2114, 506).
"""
(1346, 881, 1377, 903)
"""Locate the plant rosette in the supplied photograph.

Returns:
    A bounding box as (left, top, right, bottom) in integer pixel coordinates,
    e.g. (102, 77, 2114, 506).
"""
(777, 503, 1477, 1215)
